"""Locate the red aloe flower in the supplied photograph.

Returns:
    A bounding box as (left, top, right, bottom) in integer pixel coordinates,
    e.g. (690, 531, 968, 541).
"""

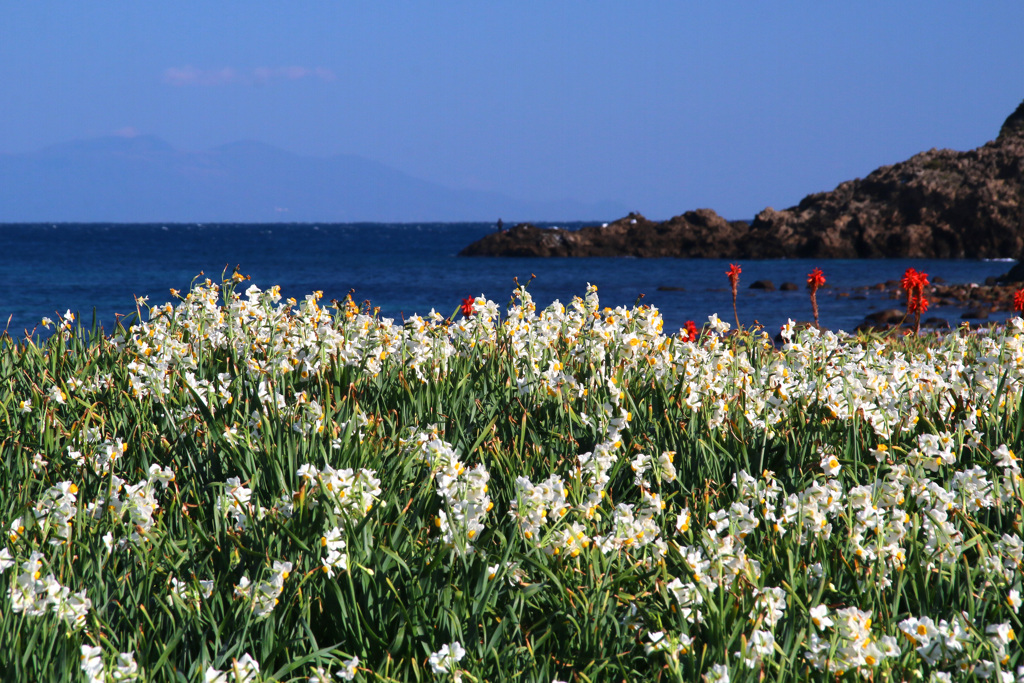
(726, 264, 741, 329)
(1014, 288, 1024, 312)
(682, 320, 698, 342)
(901, 268, 929, 294)
(807, 268, 825, 327)
(460, 296, 475, 317)
(807, 268, 826, 291)
(908, 294, 929, 315)
(901, 267, 920, 293)
(726, 264, 742, 289)
(901, 268, 929, 334)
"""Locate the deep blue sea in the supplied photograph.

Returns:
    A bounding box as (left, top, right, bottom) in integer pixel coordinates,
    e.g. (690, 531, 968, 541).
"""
(0, 223, 1018, 337)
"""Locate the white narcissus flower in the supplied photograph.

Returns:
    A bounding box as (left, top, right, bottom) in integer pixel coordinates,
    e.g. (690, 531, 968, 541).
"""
(307, 667, 330, 683)
(820, 453, 841, 477)
(428, 641, 466, 675)
(206, 653, 260, 683)
(707, 313, 729, 335)
(749, 629, 775, 657)
(111, 651, 140, 681)
(297, 463, 318, 482)
(81, 644, 106, 683)
(336, 656, 360, 681)
(49, 385, 67, 405)
(703, 663, 730, 683)
(986, 622, 1016, 646)
(675, 507, 691, 534)
(809, 604, 833, 631)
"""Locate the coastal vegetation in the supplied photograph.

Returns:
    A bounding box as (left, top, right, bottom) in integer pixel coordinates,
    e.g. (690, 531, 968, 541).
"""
(2, 272, 1024, 682)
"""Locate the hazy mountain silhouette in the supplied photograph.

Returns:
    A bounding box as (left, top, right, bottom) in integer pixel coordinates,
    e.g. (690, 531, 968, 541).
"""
(0, 136, 627, 222)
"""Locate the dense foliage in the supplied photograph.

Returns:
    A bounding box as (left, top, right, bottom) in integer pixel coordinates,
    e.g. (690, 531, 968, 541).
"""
(1, 275, 1022, 682)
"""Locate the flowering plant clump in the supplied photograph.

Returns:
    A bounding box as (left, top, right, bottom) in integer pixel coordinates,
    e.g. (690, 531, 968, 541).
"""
(901, 267, 930, 334)
(1, 272, 1024, 681)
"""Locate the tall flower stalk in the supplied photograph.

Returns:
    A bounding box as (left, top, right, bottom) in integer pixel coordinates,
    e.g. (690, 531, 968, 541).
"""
(807, 268, 825, 328)
(901, 268, 929, 335)
(726, 264, 742, 330)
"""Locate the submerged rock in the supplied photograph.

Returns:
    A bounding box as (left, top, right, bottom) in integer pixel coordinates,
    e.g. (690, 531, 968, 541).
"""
(962, 308, 991, 320)
(864, 309, 907, 325)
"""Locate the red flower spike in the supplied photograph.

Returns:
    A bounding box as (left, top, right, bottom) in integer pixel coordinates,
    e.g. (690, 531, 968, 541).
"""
(726, 264, 742, 287)
(901, 268, 919, 292)
(901, 267, 930, 335)
(807, 267, 826, 327)
(682, 320, 698, 342)
(460, 296, 475, 317)
(901, 268, 929, 292)
(807, 268, 826, 291)
(726, 264, 742, 329)
(1014, 288, 1024, 312)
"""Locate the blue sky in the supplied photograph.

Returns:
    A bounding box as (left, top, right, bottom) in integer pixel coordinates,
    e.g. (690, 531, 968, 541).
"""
(3, 2, 1023, 220)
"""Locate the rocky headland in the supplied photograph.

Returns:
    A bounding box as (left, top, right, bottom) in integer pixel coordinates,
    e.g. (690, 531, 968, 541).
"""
(459, 99, 1024, 260)
(458, 209, 751, 258)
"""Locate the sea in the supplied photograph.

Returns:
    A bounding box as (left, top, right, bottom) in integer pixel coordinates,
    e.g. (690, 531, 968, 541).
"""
(0, 222, 1018, 338)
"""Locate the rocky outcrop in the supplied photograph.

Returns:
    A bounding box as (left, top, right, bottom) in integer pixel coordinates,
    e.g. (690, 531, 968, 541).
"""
(461, 99, 1024, 259)
(1000, 99, 1024, 140)
(747, 115, 1024, 258)
(996, 262, 1024, 283)
(458, 210, 752, 257)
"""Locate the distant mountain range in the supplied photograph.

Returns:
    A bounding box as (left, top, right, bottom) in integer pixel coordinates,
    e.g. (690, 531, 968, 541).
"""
(0, 136, 627, 223)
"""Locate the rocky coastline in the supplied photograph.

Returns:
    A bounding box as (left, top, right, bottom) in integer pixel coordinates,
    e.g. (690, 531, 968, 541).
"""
(459, 99, 1024, 261)
(835, 274, 1022, 332)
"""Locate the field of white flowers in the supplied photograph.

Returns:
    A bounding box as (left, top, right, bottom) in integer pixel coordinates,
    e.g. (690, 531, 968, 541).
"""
(1, 274, 1022, 682)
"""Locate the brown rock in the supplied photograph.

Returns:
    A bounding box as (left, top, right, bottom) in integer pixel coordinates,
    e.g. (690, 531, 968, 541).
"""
(460, 99, 1024, 260)
(459, 210, 750, 257)
(1000, 99, 1024, 140)
(745, 111, 1024, 259)
(865, 309, 907, 325)
(749, 280, 775, 291)
(996, 262, 1024, 283)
